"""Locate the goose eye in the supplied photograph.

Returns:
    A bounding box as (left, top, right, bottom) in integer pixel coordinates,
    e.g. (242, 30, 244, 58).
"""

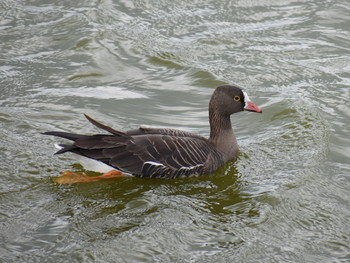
(234, 96, 240, 101)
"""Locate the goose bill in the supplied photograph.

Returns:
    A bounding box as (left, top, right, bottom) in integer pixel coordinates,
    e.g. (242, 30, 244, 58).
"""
(244, 101, 262, 113)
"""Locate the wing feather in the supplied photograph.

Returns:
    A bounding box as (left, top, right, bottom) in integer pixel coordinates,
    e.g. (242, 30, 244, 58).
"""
(44, 115, 218, 178)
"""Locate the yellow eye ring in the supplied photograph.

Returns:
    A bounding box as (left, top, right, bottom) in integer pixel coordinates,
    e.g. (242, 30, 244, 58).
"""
(234, 96, 240, 101)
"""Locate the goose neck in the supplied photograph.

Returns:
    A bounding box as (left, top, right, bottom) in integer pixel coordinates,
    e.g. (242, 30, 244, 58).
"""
(208, 109, 238, 157)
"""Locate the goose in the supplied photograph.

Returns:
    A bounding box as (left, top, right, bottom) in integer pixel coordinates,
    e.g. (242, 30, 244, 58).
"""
(43, 85, 262, 180)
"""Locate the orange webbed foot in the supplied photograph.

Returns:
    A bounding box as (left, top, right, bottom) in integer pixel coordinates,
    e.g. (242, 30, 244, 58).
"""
(53, 170, 123, 184)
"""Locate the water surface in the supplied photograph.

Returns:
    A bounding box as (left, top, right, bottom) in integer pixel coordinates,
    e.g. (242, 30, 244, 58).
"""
(1, 0, 349, 262)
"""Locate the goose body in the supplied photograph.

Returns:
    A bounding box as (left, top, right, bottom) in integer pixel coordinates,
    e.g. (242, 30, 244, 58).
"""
(43, 85, 262, 178)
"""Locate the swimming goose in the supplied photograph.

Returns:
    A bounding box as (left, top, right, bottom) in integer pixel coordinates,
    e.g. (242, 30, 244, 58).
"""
(43, 85, 262, 179)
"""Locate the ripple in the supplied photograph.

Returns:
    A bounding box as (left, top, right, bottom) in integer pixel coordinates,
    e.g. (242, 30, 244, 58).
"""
(1, 0, 350, 262)
(31, 86, 148, 100)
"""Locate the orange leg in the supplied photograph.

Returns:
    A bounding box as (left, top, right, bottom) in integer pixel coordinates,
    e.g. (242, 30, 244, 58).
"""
(53, 170, 123, 184)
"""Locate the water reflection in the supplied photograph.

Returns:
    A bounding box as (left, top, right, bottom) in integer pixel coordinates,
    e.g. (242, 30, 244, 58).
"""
(45, 161, 256, 258)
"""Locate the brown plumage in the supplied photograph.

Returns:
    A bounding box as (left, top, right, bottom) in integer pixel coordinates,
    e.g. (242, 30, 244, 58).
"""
(43, 85, 262, 178)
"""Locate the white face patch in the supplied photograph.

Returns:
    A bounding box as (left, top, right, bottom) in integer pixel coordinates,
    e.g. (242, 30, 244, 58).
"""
(242, 91, 251, 108)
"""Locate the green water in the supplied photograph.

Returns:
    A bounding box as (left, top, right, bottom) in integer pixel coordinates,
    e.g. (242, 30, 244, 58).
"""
(1, 0, 349, 262)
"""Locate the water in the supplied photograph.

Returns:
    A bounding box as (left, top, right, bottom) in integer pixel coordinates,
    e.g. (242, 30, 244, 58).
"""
(1, 0, 349, 262)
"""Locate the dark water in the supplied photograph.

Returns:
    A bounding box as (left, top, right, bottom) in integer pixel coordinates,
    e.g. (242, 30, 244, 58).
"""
(1, 0, 349, 262)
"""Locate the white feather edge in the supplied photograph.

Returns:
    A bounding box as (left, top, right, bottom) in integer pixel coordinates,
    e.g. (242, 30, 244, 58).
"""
(54, 143, 115, 173)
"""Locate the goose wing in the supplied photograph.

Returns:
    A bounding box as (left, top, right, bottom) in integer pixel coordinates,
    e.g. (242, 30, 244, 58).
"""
(70, 132, 214, 178)
(128, 134, 214, 178)
(46, 115, 217, 178)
